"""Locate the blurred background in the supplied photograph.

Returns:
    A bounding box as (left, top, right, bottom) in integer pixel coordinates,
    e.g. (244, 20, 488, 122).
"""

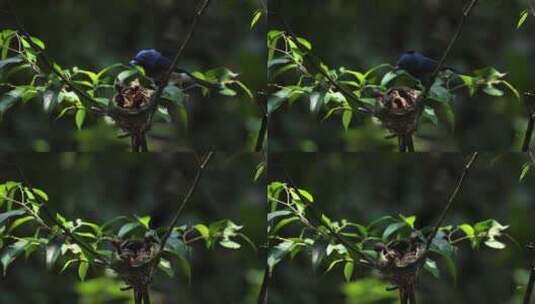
(269, 0, 534, 151)
(0, 0, 266, 151)
(268, 152, 535, 304)
(0, 152, 265, 304)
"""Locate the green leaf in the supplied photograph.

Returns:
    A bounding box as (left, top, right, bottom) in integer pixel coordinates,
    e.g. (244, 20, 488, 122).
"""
(267, 240, 294, 269)
(267, 210, 292, 222)
(219, 239, 241, 249)
(459, 224, 475, 238)
(520, 163, 531, 181)
(1, 239, 27, 275)
(136, 216, 151, 229)
(194, 224, 210, 239)
(158, 258, 175, 277)
(342, 110, 353, 132)
(424, 259, 440, 278)
(176, 254, 191, 283)
(382, 222, 405, 240)
(267, 89, 289, 114)
(380, 71, 401, 86)
(343, 260, 354, 282)
(0, 210, 25, 226)
(117, 69, 139, 83)
(518, 10, 529, 29)
(78, 260, 89, 281)
(0, 56, 23, 70)
(163, 86, 186, 105)
(117, 222, 140, 238)
(0, 87, 27, 116)
(8, 216, 33, 233)
(250, 10, 262, 29)
(400, 215, 416, 228)
(483, 86, 504, 97)
(75, 109, 86, 130)
(46, 243, 61, 270)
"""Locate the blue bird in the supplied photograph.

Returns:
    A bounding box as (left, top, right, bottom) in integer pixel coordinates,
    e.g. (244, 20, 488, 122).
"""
(396, 51, 454, 81)
(130, 49, 220, 89)
(130, 49, 173, 79)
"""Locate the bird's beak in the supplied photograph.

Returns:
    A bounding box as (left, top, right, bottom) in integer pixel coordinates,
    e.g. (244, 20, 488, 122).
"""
(129, 60, 138, 66)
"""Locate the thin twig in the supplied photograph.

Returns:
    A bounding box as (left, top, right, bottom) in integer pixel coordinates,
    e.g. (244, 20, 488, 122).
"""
(158, 152, 214, 252)
(418, 0, 480, 112)
(425, 152, 479, 251)
(522, 92, 535, 152)
(524, 244, 535, 304)
(257, 263, 272, 304)
(523, 117, 534, 152)
(147, 0, 212, 125)
(255, 113, 268, 152)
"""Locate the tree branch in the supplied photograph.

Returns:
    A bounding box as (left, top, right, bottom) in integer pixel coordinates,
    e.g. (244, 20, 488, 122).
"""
(425, 152, 479, 251)
(158, 152, 214, 252)
(278, 18, 372, 116)
(418, 0, 480, 111)
(522, 92, 535, 152)
(524, 244, 535, 304)
(147, 0, 212, 125)
(7, 0, 104, 113)
(285, 177, 376, 266)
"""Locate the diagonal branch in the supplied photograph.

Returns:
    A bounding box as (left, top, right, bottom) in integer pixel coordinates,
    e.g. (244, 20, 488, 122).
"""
(419, 0, 480, 110)
(158, 152, 214, 253)
(522, 92, 535, 152)
(12, 166, 107, 263)
(425, 152, 479, 251)
(147, 0, 212, 125)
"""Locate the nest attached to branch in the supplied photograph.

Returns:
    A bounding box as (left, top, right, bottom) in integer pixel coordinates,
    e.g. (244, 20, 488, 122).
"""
(108, 79, 155, 136)
(375, 237, 426, 289)
(110, 236, 161, 291)
(375, 87, 423, 136)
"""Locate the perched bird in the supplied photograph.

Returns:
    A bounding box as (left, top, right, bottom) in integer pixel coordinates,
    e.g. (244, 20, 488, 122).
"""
(396, 51, 454, 81)
(130, 49, 221, 90)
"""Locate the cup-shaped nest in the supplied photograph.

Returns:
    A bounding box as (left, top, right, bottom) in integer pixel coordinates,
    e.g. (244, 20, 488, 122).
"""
(375, 87, 422, 136)
(109, 79, 155, 134)
(110, 237, 160, 290)
(375, 238, 426, 288)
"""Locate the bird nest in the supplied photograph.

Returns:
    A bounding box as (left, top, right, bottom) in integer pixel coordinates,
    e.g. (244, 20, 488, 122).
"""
(375, 239, 426, 288)
(375, 87, 423, 136)
(110, 237, 161, 291)
(108, 79, 155, 135)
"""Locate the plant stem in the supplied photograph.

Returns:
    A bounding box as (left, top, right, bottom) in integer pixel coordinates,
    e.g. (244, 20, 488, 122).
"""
(143, 288, 151, 304)
(257, 263, 272, 304)
(159, 152, 214, 252)
(522, 117, 534, 152)
(524, 262, 535, 304)
(406, 135, 415, 152)
(399, 136, 406, 152)
(425, 152, 479, 251)
(417, 0, 480, 117)
(255, 113, 268, 152)
(147, 0, 212, 125)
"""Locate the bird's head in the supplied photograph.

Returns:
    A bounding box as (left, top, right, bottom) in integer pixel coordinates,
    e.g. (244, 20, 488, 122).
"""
(130, 49, 171, 75)
(396, 51, 420, 70)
